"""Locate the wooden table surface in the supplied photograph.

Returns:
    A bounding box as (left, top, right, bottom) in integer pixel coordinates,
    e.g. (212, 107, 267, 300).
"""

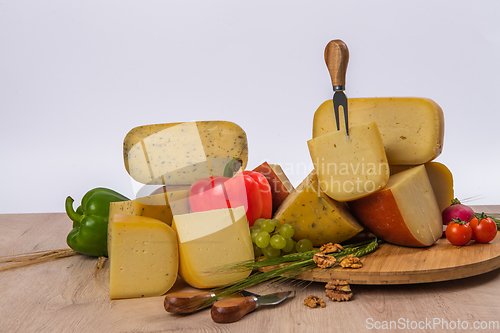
(1, 206, 499, 333)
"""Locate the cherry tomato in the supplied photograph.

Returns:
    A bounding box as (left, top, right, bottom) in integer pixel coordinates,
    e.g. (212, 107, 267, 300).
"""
(445, 222, 472, 246)
(469, 217, 497, 243)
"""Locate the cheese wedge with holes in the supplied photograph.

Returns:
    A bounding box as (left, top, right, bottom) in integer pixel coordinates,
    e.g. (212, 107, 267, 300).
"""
(123, 121, 248, 185)
(313, 98, 444, 165)
(108, 214, 178, 299)
(308, 122, 389, 201)
(390, 162, 454, 212)
(253, 162, 294, 214)
(348, 165, 442, 247)
(172, 206, 253, 289)
(273, 171, 363, 247)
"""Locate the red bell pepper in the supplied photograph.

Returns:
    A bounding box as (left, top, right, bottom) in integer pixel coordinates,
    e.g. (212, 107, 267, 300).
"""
(188, 171, 272, 226)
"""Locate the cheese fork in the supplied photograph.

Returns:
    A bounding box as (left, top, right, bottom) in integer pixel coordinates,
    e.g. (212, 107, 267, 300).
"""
(325, 39, 350, 136)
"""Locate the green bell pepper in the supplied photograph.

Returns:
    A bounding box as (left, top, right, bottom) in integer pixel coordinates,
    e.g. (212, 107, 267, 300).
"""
(65, 187, 129, 257)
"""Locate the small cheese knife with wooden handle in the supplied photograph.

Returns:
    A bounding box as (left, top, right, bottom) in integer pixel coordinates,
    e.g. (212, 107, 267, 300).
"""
(325, 39, 350, 136)
(164, 290, 260, 314)
(211, 290, 295, 323)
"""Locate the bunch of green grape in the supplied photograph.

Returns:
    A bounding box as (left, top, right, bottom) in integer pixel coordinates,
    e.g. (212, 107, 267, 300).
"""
(250, 218, 313, 258)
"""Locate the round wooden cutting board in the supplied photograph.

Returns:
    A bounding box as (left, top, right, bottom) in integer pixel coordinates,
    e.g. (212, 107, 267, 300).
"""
(293, 231, 500, 284)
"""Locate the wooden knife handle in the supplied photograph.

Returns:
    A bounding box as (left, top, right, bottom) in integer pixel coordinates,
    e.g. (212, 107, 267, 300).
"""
(324, 39, 349, 89)
(211, 296, 257, 323)
(164, 291, 216, 314)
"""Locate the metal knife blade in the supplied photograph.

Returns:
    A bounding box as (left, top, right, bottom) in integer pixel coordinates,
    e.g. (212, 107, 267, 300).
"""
(211, 290, 295, 323)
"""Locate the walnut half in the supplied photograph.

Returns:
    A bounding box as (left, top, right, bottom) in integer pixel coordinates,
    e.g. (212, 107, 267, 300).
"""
(304, 295, 326, 308)
(320, 243, 344, 254)
(313, 253, 337, 269)
(325, 279, 353, 302)
(339, 254, 363, 269)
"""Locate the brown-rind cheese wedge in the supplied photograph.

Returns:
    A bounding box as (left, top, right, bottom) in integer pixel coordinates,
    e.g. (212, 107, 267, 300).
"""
(348, 165, 442, 247)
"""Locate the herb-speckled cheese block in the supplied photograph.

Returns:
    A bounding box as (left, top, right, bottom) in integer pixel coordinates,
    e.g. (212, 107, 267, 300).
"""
(273, 171, 363, 247)
(313, 98, 444, 165)
(172, 206, 254, 289)
(108, 214, 178, 299)
(390, 162, 454, 212)
(124, 121, 248, 185)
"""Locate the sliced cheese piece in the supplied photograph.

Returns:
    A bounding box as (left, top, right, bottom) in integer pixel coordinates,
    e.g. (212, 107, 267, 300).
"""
(273, 171, 363, 247)
(172, 206, 253, 289)
(308, 122, 389, 201)
(313, 97, 445, 165)
(107, 190, 189, 257)
(348, 165, 442, 247)
(390, 162, 454, 212)
(108, 214, 178, 299)
(253, 162, 294, 214)
(108, 189, 190, 229)
(124, 121, 248, 185)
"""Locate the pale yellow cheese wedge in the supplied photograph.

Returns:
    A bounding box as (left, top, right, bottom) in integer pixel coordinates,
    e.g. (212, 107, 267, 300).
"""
(348, 165, 442, 247)
(108, 189, 189, 228)
(107, 190, 189, 259)
(273, 171, 363, 247)
(308, 122, 389, 201)
(108, 214, 178, 299)
(172, 206, 254, 289)
(390, 162, 454, 212)
(123, 121, 248, 185)
(313, 98, 445, 165)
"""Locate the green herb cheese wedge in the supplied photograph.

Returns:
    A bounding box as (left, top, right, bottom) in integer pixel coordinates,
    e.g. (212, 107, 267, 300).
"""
(273, 171, 363, 247)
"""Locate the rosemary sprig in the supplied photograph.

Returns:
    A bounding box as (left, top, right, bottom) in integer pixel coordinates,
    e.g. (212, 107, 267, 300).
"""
(203, 237, 382, 308)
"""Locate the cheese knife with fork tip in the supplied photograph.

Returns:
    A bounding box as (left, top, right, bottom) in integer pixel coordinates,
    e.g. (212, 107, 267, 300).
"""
(325, 39, 350, 136)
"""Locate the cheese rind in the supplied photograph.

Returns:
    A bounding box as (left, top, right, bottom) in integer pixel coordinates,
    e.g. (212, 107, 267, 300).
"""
(108, 214, 178, 299)
(273, 171, 363, 246)
(172, 207, 254, 289)
(308, 122, 389, 201)
(348, 165, 442, 247)
(390, 162, 454, 212)
(124, 121, 248, 185)
(253, 162, 294, 214)
(313, 98, 445, 165)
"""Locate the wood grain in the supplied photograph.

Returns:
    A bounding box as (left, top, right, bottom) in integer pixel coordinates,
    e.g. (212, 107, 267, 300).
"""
(324, 39, 349, 88)
(0, 207, 499, 332)
(211, 296, 257, 323)
(296, 231, 500, 284)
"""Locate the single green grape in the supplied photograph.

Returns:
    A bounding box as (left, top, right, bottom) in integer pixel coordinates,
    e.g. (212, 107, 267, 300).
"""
(253, 218, 265, 227)
(250, 225, 261, 233)
(270, 234, 286, 250)
(271, 219, 281, 231)
(251, 229, 261, 243)
(282, 238, 296, 252)
(278, 224, 294, 239)
(260, 219, 275, 233)
(255, 231, 271, 248)
(253, 244, 263, 257)
(296, 239, 313, 253)
(262, 244, 281, 257)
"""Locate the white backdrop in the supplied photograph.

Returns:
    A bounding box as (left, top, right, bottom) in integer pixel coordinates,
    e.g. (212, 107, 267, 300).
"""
(1, 0, 499, 214)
